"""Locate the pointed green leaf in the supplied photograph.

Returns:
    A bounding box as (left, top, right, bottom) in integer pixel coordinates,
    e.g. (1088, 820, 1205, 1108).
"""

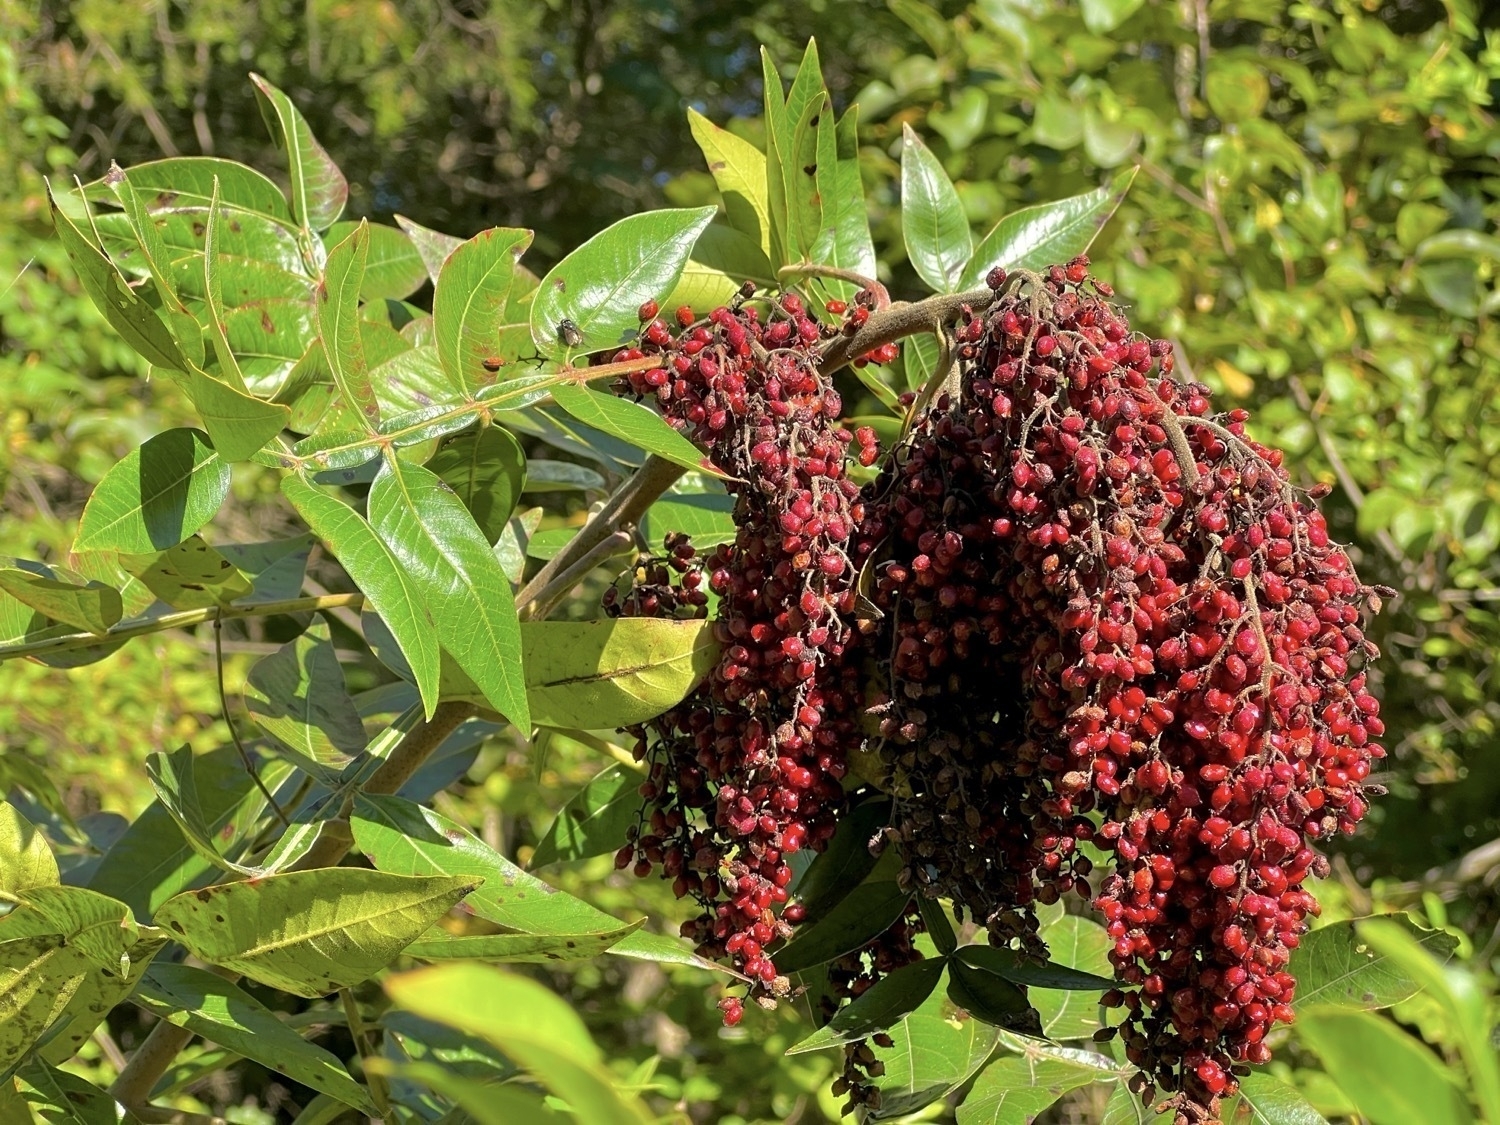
(425, 427, 527, 544)
(781, 93, 826, 266)
(203, 177, 248, 387)
(144, 746, 295, 876)
(809, 105, 877, 302)
(386, 963, 652, 1125)
(351, 795, 713, 969)
(0, 567, 121, 636)
(368, 457, 527, 727)
(250, 73, 348, 231)
(901, 124, 972, 293)
(119, 535, 254, 609)
(947, 960, 1038, 1034)
(789, 796, 891, 922)
(243, 619, 366, 771)
(48, 184, 187, 371)
(135, 963, 377, 1113)
(1218, 1070, 1332, 1125)
(788, 958, 945, 1054)
(36, 929, 166, 1066)
(435, 226, 534, 394)
(12, 885, 141, 968)
(154, 869, 477, 998)
(319, 220, 379, 428)
(282, 474, 442, 718)
(776, 882, 911, 974)
(531, 764, 640, 868)
(549, 383, 715, 474)
(1291, 915, 1459, 1012)
(325, 220, 427, 301)
(405, 920, 642, 963)
(760, 47, 790, 268)
(74, 429, 229, 554)
(0, 937, 93, 1072)
(662, 223, 778, 314)
(529, 208, 716, 361)
(961, 168, 1138, 289)
(1103, 1083, 1155, 1125)
(687, 109, 771, 258)
(0, 802, 58, 897)
(640, 488, 736, 549)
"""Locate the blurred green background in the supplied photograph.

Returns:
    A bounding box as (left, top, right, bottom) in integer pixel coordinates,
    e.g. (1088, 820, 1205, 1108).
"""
(3, 0, 1499, 1120)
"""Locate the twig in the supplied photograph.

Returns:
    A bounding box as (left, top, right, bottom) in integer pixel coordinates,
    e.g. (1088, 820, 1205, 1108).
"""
(519, 530, 633, 622)
(341, 989, 392, 1117)
(777, 263, 890, 307)
(818, 287, 994, 377)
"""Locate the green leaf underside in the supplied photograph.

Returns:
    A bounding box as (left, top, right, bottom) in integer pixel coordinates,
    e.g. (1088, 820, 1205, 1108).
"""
(1291, 916, 1458, 1012)
(531, 764, 640, 867)
(788, 958, 946, 1054)
(405, 920, 642, 962)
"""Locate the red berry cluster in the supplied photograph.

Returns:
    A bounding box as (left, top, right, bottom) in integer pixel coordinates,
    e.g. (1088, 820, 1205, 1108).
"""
(610, 292, 870, 1004)
(857, 258, 1385, 1121)
(601, 532, 708, 621)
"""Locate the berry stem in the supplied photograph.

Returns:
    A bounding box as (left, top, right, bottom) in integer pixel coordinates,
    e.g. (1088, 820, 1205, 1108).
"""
(817, 287, 994, 377)
(777, 263, 891, 308)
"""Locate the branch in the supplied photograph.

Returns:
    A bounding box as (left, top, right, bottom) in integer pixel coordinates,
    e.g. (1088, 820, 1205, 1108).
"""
(0, 593, 365, 664)
(817, 287, 994, 377)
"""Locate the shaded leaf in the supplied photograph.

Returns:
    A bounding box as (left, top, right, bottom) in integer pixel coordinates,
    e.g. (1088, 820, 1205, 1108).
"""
(531, 764, 640, 868)
(788, 958, 945, 1053)
(74, 429, 229, 554)
(119, 535, 253, 609)
(776, 881, 911, 974)
(789, 795, 891, 922)
(947, 960, 1038, 1034)
(326, 220, 427, 301)
(954, 943, 1116, 991)
(14, 1058, 143, 1125)
(425, 426, 528, 543)
(1219, 1070, 1332, 1125)
(640, 489, 737, 549)
(1295, 1009, 1465, 1125)
(0, 566, 121, 636)
(395, 214, 465, 287)
(136, 962, 377, 1113)
(550, 382, 715, 475)
(1291, 915, 1459, 1012)
(243, 619, 366, 771)
(369, 1058, 559, 1125)
(405, 920, 642, 963)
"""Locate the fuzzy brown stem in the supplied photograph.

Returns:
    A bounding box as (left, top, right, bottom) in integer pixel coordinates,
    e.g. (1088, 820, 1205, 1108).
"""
(817, 287, 994, 377)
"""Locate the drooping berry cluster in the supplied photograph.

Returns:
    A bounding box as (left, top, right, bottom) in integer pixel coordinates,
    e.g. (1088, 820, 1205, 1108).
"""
(857, 258, 1385, 1121)
(601, 532, 709, 621)
(610, 293, 871, 1006)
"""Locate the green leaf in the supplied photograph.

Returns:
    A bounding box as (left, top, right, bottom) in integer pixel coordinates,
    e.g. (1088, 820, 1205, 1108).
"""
(318, 219, 380, 428)
(74, 429, 230, 554)
(219, 536, 314, 604)
(425, 426, 527, 544)
(385, 963, 653, 1125)
(0, 936, 93, 1072)
(87, 155, 292, 220)
(119, 535, 254, 610)
(405, 921, 642, 963)
(663, 223, 778, 313)
(368, 1058, 560, 1125)
(962, 169, 1137, 289)
(789, 796, 891, 921)
(1103, 1083, 1154, 1125)
(687, 109, 772, 258)
(776, 881, 911, 974)
(529, 208, 717, 361)
(368, 456, 528, 728)
(954, 944, 1117, 991)
(866, 966, 1002, 1120)
(394, 214, 464, 286)
(250, 73, 348, 231)
(1291, 915, 1459, 1012)
(549, 383, 714, 474)
(1031, 915, 1114, 1039)
(135, 962, 377, 1113)
(202, 177, 249, 389)
(155, 869, 476, 998)
(788, 958, 945, 1054)
(243, 619, 366, 771)
(325, 220, 427, 301)
(48, 184, 188, 371)
(36, 928, 166, 1066)
(0, 567, 121, 636)
(781, 92, 826, 267)
(282, 474, 442, 718)
(919, 898, 957, 955)
(760, 47, 790, 268)
(1219, 1071, 1331, 1125)
(1296, 1009, 1468, 1125)
(1079, 0, 1145, 33)
(518, 617, 718, 730)
(947, 960, 1038, 1033)
(88, 745, 291, 918)
(809, 105, 877, 303)
(435, 226, 534, 394)
(531, 764, 640, 868)
(640, 488, 736, 548)
(957, 1050, 1112, 1124)
(13, 1058, 144, 1125)
(351, 795, 710, 969)
(144, 745, 291, 877)
(0, 802, 58, 896)
(901, 124, 971, 293)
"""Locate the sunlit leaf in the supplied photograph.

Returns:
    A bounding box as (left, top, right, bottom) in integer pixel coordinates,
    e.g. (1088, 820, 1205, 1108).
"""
(75, 429, 230, 554)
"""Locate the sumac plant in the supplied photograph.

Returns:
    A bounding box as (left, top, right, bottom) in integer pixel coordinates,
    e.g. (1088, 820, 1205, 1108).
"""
(0, 43, 1448, 1125)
